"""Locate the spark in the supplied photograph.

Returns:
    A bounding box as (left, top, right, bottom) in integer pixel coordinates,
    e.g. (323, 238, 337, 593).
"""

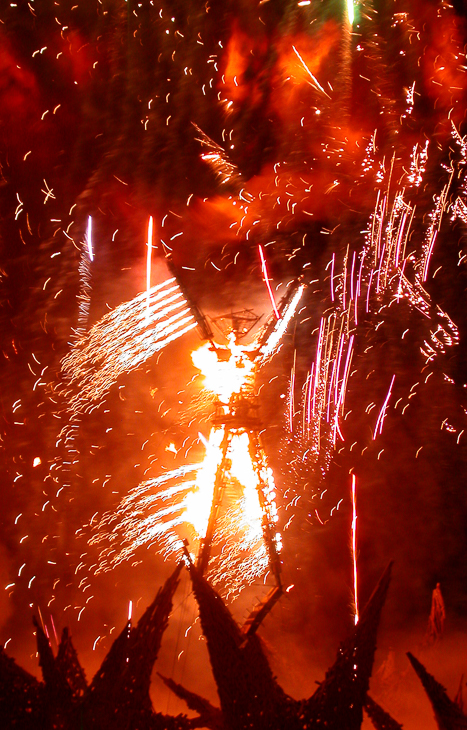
(60, 278, 196, 416)
(5, 1, 466, 625)
(86, 216, 93, 262)
(90, 296, 302, 591)
(351, 473, 359, 625)
(41, 179, 55, 204)
(258, 284, 305, 362)
(146, 216, 153, 323)
(292, 45, 331, 99)
(76, 217, 95, 339)
(258, 245, 280, 319)
(373, 375, 395, 440)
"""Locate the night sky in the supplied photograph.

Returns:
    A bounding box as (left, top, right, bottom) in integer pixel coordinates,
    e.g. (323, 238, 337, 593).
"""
(2, 1, 467, 727)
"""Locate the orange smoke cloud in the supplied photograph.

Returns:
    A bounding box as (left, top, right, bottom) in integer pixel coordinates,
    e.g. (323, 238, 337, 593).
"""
(61, 30, 96, 86)
(182, 150, 368, 265)
(276, 23, 340, 88)
(221, 21, 340, 115)
(221, 22, 269, 107)
(421, 8, 467, 125)
(0, 34, 40, 136)
(270, 23, 340, 128)
(218, 19, 342, 157)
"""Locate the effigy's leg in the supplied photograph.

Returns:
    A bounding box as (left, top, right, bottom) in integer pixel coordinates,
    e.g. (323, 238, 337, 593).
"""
(241, 431, 283, 638)
(197, 428, 232, 576)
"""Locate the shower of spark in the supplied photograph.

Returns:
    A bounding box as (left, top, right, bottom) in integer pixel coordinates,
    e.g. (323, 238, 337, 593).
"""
(53, 276, 197, 494)
(294, 136, 460, 475)
(75, 216, 94, 339)
(257, 284, 306, 363)
(59, 277, 196, 417)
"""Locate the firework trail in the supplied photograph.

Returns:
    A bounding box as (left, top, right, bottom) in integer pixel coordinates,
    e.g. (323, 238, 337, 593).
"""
(295, 140, 460, 473)
(75, 216, 94, 340)
(196, 123, 462, 491)
(351, 473, 359, 625)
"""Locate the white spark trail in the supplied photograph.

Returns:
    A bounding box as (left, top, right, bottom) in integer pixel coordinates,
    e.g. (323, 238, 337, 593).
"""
(61, 278, 196, 412)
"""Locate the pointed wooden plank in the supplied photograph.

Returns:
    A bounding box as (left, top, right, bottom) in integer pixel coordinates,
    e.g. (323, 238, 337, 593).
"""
(407, 653, 467, 730)
(187, 560, 297, 730)
(364, 694, 404, 730)
(158, 673, 224, 729)
(303, 563, 393, 730)
(0, 645, 44, 728)
(56, 627, 87, 697)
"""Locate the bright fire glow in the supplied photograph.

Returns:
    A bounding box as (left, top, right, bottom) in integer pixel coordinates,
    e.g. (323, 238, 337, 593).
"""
(183, 427, 224, 540)
(191, 334, 255, 402)
(258, 284, 306, 362)
(189, 338, 280, 579)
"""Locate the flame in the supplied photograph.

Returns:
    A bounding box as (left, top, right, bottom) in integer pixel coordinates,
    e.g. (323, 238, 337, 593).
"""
(191, 335, 255, 402)
(184, 428, 269, 549)
(183, 427, 224, 539)
(190, 336, 277, 535)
